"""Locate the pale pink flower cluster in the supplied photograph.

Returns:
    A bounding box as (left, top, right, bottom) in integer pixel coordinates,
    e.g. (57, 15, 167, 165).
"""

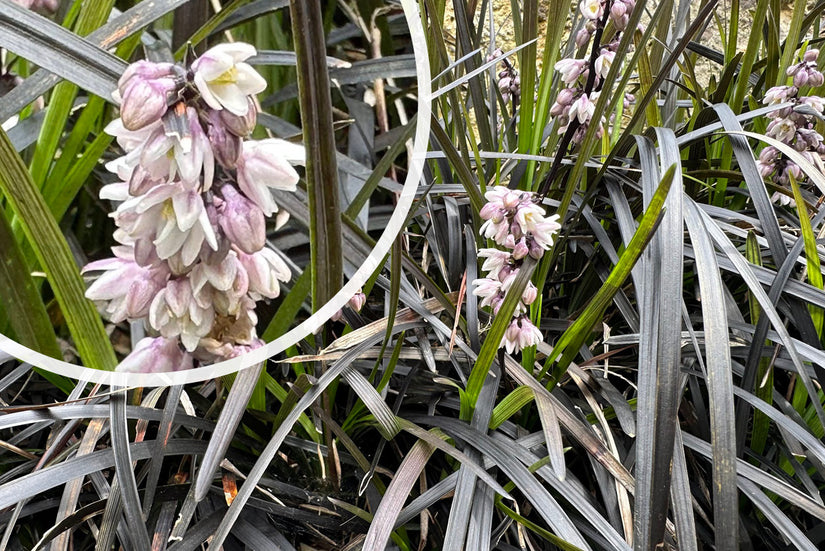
(473, 187, 561, 353)
(757, 49, 825, 207)
(551, 0, 637, 144)
(488, 48, 520, 105)
(83, 43, 303, 373)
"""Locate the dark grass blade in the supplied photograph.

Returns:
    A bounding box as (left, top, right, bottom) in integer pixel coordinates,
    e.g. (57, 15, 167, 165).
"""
(362, 438, 434, 550)
(0, 1, 125, 100)
(194, 362, 264, 501)
(0, 0, 192, 121)
(494, 432, 632, 551)
(110, 389, 151, 550)
(695, 205, 825, 427)
(681, 431, 825, 519)
(211, 0, 289, 33)
(0, 438, 208, 510)
(0, 404, 214, 432)
(410, 415, 592, 550)
(633, 129, 684, 549)
(442, 360, 500, 549)
(684, 200, 740, 548)
(0, 127, 116, 371)
(671, 427, 698, 551)
(143, 385, 184, 515)
(50, 417, 106, 551)
(738, 478, 818, 551)
(206, 334, 389, 549)
(290, 0, 343, 313)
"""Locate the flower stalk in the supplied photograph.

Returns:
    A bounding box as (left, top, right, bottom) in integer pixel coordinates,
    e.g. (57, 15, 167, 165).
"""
(289, 0, 343, 319)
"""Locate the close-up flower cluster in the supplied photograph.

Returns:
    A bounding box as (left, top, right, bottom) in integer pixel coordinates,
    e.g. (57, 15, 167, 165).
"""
(550, 0, 636, 144)
(82, 43, 304, 372)
(473, 186, 561, 353)
(757, 48, 825, 206)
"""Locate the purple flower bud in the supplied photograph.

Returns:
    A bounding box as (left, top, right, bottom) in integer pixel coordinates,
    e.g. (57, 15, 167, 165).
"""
(118, 61, 179, 131)
(218, 185, 266, 254)
(220, 98, 258, 136)
(804, 49, 819, 63)
(349, 291, 367, 312)
(512, 237, 530, 260)
(206, 110, 242, 168)
(809, 71, 824, 87)
(557, 87, 577, 106)
(575, 28, 591, 48)
(794, 70, 809, 89)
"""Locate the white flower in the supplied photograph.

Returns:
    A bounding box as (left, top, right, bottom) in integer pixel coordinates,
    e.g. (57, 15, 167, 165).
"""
(237, 139, 302, 216)
(149, 278, 215, 352)
(568, 93, 596, 124)
(238, 247, 292, 300)
(83, 246, 169, 322)
(192, 43, 267, 116)
(113, 182, 218, 267)
(139, 107, 215, 190)
(478, 248, 512, 279)
(580, 0, 603, 20)
(554, 58, 587, 84)
(595, 50, 615, 78)
(501, 316, 543, 354)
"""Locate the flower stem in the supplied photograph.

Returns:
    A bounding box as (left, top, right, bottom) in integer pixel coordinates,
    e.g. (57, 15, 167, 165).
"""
(289, 0, 343, 317)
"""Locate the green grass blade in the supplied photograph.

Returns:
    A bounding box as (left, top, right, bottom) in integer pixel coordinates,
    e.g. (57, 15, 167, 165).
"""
(546, 164, 676, 383)
(0, 202, 62, 360)
(0, 127, 116, 371)
(465, 256, 537, 413)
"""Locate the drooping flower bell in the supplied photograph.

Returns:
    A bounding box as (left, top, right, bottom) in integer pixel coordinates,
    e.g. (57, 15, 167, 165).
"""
(191, 43, 267, 116)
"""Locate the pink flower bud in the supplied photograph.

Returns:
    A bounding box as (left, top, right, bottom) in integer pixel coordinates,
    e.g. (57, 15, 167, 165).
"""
(218, 185, 266, 254)
(348, 291, 366, 312)
(117, 337, 193, 373)
(794, 70, 809, 88)
(206, 110, 242, 168)
(220, 99, 258, 136)
(118, 61, 179, 131)
(522, 282, 538, 306)
(575, 28, 591, 48)
(804, 49, 819, 62)
(512, 237, 530, 260)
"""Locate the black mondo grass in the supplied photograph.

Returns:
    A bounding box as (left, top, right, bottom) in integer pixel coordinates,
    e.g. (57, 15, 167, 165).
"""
(4, 0, 825, 550)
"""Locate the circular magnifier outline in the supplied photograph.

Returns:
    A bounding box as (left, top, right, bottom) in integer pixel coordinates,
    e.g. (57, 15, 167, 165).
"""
(0, 0, 432, 387)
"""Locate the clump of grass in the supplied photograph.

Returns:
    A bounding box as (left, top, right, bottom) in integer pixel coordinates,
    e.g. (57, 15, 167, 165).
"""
(3, 0, 825, 549)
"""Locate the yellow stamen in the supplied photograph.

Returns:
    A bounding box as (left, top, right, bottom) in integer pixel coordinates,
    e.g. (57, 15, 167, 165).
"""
(212, 67, 238, 85)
